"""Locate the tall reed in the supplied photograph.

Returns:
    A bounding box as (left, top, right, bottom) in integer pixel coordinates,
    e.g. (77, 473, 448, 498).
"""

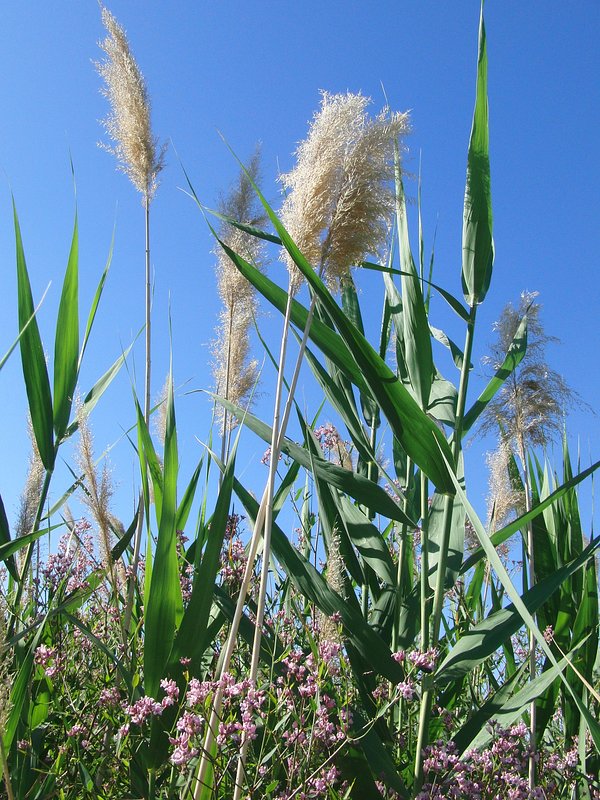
(96, 4, 166, 631)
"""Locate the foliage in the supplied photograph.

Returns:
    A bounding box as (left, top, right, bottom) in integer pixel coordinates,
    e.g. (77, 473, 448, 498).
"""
(1, 4, 599, 800)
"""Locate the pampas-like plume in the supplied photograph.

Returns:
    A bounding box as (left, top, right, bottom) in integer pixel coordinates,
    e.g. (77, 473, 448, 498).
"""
(280, 92, 410, 293)
(96, 5, 165, 201)
(76, 406, 117, 574)
(15, 418, 44, 540)
(212, 151, 266, 437)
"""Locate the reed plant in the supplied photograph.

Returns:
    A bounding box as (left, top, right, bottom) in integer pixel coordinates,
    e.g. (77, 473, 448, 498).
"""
(1, 3, 599, 799)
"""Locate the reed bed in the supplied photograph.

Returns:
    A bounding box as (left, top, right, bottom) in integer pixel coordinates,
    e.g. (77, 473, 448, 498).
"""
(0, 4, 598, 799)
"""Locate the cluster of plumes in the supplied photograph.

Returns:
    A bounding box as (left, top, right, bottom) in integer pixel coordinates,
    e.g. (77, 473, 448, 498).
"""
(212, 151, 267, 435)
(279, 91, 410, 293)
(96, 5, 165, 201)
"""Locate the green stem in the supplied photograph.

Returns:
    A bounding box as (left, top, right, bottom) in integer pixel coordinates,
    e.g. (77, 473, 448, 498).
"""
(414, 303, 477, 792)
(123, 196, 151, 638)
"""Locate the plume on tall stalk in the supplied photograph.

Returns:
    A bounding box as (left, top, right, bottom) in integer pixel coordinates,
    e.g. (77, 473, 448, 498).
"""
(96, 4, 165, 627)
(479, 290, 580, 788)
(212, 150, 266, 463)
(233, 92, 408, 799)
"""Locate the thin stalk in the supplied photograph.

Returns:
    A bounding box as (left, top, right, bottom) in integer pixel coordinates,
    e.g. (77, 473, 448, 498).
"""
(361, 419, 379, 620)
(392, 457, 412, 654)
(419, 471, 430, 653)
(0, 738, 15, 800)
(195, 289, 320, 800)
(414, 303, 477, 792)
(123, 197, 151, 638)
(233, 289, 321, 799)
(521, 449, 537, 790)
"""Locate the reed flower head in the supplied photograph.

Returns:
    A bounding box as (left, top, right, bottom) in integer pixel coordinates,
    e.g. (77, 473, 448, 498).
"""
(96, 5, 165, 201)
(479, 291, 581, 462)
(76, 404, 115, 570)
(15, 416, 44, 539)
(280, 91, 409, 293)
(212, 151, 266, 434)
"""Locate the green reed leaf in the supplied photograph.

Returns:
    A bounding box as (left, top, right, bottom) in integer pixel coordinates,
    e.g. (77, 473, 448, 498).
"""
(14, 200, 54, 470)
(0, 493, 18, 580)
(234, 477, 405, 685)
(53, 213, 79, 442)
(396, 155, 434, 410)
(143, 368, 180, 699)
(437, 532, 600, 684)
(462, 312, 527, 435)
(171, 443, 236, 670)
(214, 394, 416, 526)
(462, 2, 494, 305)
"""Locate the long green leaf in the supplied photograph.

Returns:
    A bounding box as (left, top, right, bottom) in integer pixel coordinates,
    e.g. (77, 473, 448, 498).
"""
(0, 285, 49, 374)
(396, 156, 433, 410)
(214, 394, 416, 526)
(437, 534, 600, 684)
(171, 444, 236, 669)
(462, 313, 528, 434)
(211, 161, 456, 493)
(53, 213, 79, 441)
(460, 459, 600, 573)
(233, 478, 405, 685)
(14, 201, 54, 469)
(63, 341, 135, 440)
(0, 493, 18, 580)
(144, 369, 181, 698)
(361, 260, 470, 322)
(440, 453, 600, 750)
(461, 2, 494, 306)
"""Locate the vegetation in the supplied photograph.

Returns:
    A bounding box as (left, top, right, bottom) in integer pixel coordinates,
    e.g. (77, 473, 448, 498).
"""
(1, 4, 598, 799)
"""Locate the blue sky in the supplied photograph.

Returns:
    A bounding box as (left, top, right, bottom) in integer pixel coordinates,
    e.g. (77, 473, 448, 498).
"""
(0, 2, 598, 539)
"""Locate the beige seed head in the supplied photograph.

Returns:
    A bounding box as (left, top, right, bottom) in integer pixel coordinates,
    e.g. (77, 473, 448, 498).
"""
(280, 91, 410, 292)
(96, 5, 165, 201)
(485, 439, 525, 532)
(76, 404, 115, 569)
(15, 416, 44, 540)
(212, 153, 266, 434)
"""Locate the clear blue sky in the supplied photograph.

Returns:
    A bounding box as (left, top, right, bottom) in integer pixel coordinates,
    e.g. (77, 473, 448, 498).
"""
(0, 2, 598, 537)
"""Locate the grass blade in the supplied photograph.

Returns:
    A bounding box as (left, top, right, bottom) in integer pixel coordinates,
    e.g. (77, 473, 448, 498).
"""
(53, 212, 79, 442)
(461, 2, 494, 305)
(14, 200, 54, 469)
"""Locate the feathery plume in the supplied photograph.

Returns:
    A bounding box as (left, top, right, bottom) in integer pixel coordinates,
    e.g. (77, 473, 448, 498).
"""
(212, 151, 267, 435)
(479, 291, 580, 462)
(15, 417, 44, 540)
(280, 91, 410, 292)
(96, 5, 165, 201)
(485, 439, 524, 532)
(76, 405, 115, 571)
